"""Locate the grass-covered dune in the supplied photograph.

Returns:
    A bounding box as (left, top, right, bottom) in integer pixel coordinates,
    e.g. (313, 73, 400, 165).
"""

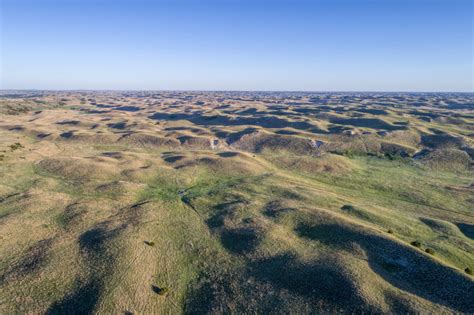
(0, 91, 473, 314)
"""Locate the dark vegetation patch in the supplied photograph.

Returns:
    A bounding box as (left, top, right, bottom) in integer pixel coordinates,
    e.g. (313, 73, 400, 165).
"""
(262, 200, 296, 218)
(9, 142, 24, 151)
(56, 203, 87, 229)
(151, 285, 169, 295)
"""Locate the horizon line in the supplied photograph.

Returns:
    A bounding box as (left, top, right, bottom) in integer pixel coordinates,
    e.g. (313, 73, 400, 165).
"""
(1, 88, 473, 94)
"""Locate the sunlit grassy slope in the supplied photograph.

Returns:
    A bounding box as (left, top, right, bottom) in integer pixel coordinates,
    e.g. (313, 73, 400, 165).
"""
(0, 129, 472, 314)
(0, 91, 473, 313)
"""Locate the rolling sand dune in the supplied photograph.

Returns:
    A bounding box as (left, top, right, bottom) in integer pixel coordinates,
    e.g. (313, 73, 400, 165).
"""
(0, 91, 473, 314)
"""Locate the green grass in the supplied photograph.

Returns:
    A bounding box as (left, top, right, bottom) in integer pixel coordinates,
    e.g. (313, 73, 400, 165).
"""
(258, 152, 474, 271)
(1, 102, 473, 313)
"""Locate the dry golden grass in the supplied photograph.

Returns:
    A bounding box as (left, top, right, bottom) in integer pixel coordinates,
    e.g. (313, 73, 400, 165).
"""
(0, 91, 473, 313)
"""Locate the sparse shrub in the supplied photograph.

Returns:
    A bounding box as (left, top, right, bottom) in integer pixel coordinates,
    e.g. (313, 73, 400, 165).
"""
(152, 285, 169, 296)
(381, 261, 402, 273)
(341, 204, 356, 211)
(158, 287, 169, 295)
(385, 152, 405, 161)
(5, 104, 30, 115)
(10, 143, 23, 151)
(344, 150, 354, 158)
(425, 248, 435, 255)
(0, 154, 4, 161)
(80, 101, 86, 104)
(387, 229, 394, 234)
(410, 240, 421, 248)
(144, 241, 155, 246)
(465, 267, 472, 275)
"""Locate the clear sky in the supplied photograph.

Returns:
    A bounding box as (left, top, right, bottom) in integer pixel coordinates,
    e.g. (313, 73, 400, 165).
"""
(0, 0, 472, 91)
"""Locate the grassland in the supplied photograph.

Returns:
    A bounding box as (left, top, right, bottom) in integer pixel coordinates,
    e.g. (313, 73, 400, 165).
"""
(0, 91, 473, 314)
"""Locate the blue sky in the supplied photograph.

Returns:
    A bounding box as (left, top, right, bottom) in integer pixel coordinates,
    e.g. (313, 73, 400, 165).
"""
(1, 0, 472, 91)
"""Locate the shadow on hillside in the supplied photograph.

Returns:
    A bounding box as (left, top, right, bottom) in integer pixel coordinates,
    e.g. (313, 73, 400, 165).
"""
(327, 117, 406, 131)
(217, 151, 239, 158)
(148, 112, 317, 131)
(220, 228, 262, 255)
(295, 223, 474, 313)
(47, 226, 125, 314)
(0, 239, 54, 285)
(46, 279, 102, 315)
(247, 254, 367, 308)
(456, 223, 474, 240)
